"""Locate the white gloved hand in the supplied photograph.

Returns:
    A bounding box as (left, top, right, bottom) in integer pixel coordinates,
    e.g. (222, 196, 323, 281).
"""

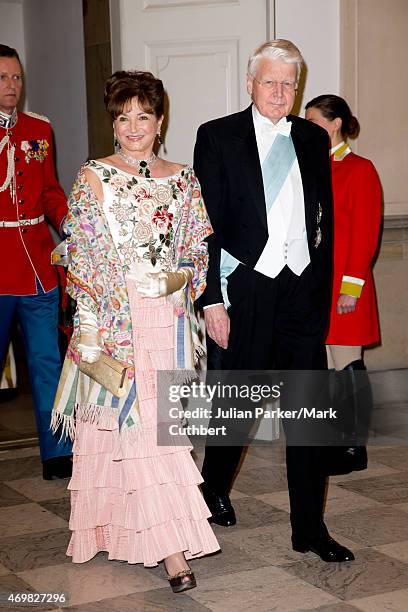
(136, 268, 194, 298)
(77, 302, 101, 363)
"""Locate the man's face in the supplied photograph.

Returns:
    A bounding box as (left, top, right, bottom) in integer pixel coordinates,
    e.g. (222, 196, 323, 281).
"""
(0, 56, 22, 114)
(247, 57, 297, 124)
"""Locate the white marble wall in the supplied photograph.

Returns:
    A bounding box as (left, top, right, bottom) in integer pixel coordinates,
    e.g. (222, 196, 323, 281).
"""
(275, 0, 340, 113)
(0, 0, 25, 65)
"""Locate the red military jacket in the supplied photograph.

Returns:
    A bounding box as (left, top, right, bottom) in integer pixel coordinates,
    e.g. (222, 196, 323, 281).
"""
(326, 146, 381, 346)
(0, 111, 67, 295)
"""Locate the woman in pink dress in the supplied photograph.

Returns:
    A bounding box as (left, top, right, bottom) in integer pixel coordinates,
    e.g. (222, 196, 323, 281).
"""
(51, 70, 219, 593)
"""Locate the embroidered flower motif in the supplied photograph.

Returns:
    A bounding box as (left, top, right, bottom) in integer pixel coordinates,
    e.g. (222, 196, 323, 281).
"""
(133, 220, 153, 242)
(138, 198, 156, 219)
(115, 331, 132, 347)
(79, 220, 95, 235)
(119, 225, 131, 237)
(117, 242, 138, 263)
(133, 183, 156, 200)
(152, 208, 173, 233)
(155, 184, 172, 205)
(111, 199, 133, 223)
(176, 178, 188, 192)
(110, 174, 127, 190)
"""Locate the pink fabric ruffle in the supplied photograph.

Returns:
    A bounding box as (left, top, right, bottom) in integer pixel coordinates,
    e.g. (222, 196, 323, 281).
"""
(67, 422, 219, 566)
(67, 517, 218, 568)
(67, 286, 220, 566)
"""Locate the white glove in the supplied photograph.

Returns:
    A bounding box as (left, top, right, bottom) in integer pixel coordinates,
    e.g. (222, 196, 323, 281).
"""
(136, 268, 194, 298)
(77, 302, 101, 363)
(50, 241, 70, 266)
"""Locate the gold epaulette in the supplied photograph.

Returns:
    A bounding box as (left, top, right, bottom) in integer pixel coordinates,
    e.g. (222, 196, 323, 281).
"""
(23, 111, 50, 124)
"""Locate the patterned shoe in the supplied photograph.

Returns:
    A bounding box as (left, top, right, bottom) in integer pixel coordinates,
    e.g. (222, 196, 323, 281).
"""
(167, 569, 197, 593)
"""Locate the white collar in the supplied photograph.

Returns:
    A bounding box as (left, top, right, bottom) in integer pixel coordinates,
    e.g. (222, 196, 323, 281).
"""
(0, 108, 17, 130)
(330, 140, 346, 155)
(252, 105, 289, 127)
(252, 105, 291, 136)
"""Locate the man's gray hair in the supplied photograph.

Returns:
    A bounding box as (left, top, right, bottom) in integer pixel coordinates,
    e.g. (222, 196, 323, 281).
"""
(247, 39, 303, 83)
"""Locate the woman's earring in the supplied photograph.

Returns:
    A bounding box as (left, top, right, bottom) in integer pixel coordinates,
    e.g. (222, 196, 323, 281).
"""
(113, 131, 119, 151)
(156, 130, 163, 145)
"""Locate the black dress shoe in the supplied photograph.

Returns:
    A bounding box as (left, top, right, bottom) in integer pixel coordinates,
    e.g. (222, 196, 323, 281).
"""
(201, 486, 236, 527)
(345, 446, 367, 471)
(42, 456, 73, 480)
(292, 535, 355, 562)
(325, 445, 368, 476)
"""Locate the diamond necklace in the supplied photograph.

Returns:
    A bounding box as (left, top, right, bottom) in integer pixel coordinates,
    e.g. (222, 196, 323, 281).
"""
(117, 148, 157, 178)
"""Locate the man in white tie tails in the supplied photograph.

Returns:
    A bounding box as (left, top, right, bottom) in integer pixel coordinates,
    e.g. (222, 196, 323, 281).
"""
(194, 39, 354, 562)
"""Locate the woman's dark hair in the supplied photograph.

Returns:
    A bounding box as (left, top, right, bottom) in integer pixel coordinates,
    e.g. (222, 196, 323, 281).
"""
(0, 44, 21, 63)
(104, 70, 164, 120)
(305, 94, 360, 139)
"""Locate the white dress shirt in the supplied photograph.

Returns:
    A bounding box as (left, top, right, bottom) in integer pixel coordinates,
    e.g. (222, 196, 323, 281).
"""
(253, 106, 310, 279)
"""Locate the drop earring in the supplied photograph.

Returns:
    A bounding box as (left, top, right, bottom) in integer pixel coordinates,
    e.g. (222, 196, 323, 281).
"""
(113, 127, 119, 151)
(156, 129, 163, 145)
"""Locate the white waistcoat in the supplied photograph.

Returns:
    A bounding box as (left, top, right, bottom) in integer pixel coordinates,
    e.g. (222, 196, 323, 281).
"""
(252, 108, 310, 279)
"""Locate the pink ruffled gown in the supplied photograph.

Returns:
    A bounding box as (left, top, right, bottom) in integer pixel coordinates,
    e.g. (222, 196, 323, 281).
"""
(63, 162, 220, 566)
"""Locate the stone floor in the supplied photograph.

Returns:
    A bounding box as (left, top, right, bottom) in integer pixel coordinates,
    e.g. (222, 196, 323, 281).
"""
(0, 367, 408, 611)
(0, 433, 408, 611)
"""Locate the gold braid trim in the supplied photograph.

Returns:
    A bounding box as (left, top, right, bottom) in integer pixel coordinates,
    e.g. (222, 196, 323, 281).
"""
(24, 111, 50, 123)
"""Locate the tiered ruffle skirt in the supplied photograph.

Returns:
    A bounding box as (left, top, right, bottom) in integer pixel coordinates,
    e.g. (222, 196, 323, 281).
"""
(67, 290, 219, 566)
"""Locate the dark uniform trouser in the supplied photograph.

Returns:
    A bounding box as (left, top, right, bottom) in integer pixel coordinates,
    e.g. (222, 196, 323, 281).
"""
(0, 282, 72, 461)
(202, 264, 329, 542)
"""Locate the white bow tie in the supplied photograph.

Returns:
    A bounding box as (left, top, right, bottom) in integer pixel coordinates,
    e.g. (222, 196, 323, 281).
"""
(261, 120, 291, 138)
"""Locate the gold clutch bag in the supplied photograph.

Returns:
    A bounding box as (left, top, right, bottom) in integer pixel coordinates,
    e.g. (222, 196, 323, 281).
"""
(78, 352, 130, 398)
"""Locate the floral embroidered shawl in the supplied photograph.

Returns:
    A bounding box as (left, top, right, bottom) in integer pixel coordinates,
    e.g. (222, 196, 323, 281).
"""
(67, 163, 211, 361)
(51, 163, 212, 439)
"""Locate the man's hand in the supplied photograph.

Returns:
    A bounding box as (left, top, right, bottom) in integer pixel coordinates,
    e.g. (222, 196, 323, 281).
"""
(337, 293, 357, 315)
(204, 304, 230, 349)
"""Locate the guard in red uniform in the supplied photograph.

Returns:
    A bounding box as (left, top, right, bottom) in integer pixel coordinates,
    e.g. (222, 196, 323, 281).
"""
(325, 147, 381, 347)
(0, 44, 72, 477)
(306, 94, 382, 473)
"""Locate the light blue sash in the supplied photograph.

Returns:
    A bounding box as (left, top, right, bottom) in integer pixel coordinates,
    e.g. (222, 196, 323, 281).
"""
(220, 134, 296, 307)
(262, 134, 296, 213)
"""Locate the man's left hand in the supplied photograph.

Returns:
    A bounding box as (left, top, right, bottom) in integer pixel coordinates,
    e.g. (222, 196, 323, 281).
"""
(204, 304, 230, 349)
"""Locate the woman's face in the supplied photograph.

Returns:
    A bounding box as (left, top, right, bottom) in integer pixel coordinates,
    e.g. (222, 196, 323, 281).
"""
(114, 96, 163, 157)
(305, 106, 341, 145)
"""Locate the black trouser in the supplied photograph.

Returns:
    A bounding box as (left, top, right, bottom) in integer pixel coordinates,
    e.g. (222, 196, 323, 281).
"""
(202, 264, 329, 541)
